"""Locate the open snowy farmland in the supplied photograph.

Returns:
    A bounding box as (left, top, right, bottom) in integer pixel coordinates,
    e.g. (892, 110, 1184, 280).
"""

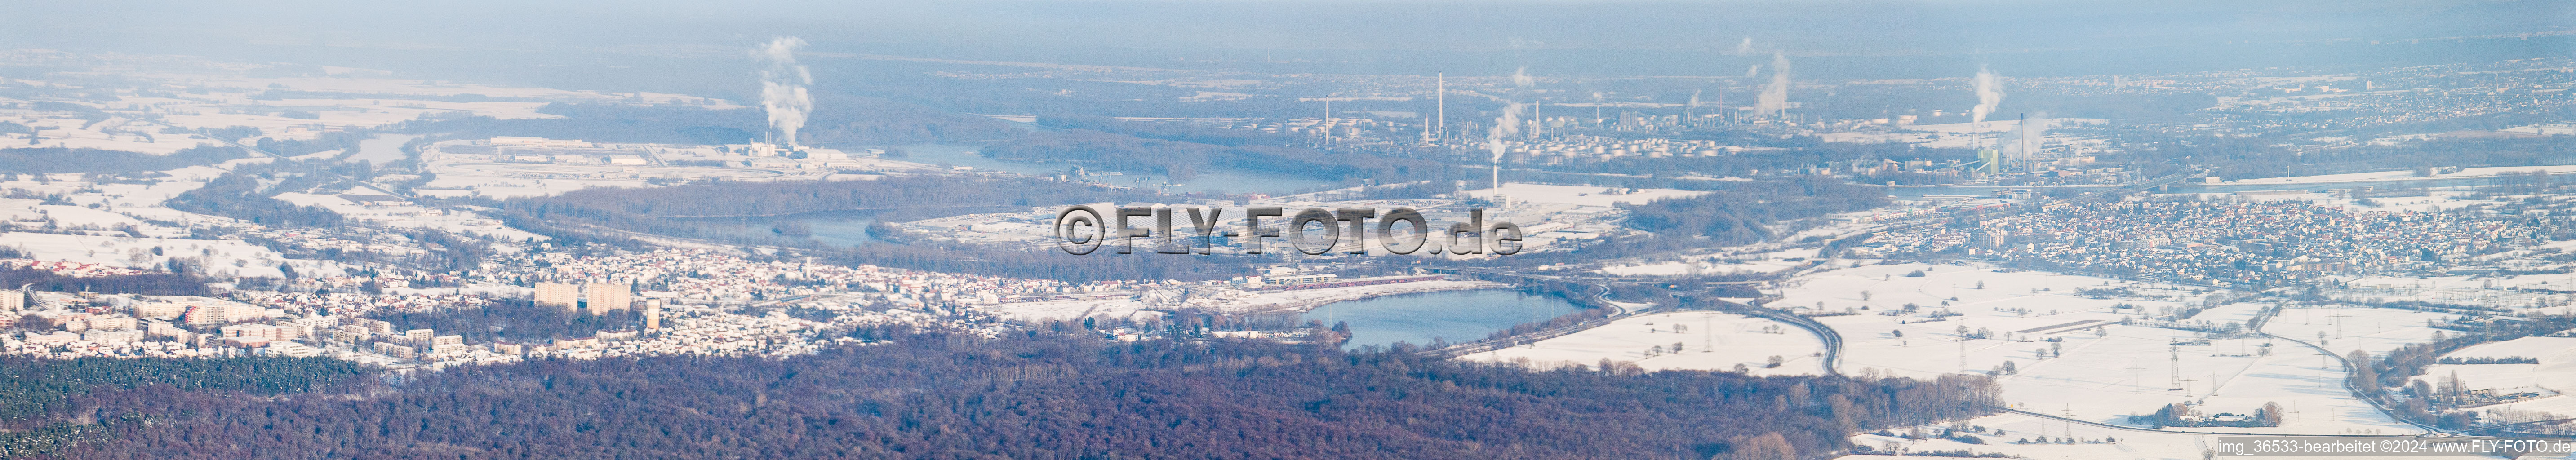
(1785, 262, 2206, 377)
(1990, 327, 2419, 435)
(1458, 310, 1827, 376)
(1769, 262, 2456, 447)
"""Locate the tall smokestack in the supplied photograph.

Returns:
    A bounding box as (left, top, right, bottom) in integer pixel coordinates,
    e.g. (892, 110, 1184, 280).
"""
(756, 37, 813, 147)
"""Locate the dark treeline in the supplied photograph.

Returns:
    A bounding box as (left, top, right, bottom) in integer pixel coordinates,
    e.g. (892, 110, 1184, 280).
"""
(0, 356, 364, 424)
(2351, 110, 2560, 138)
(514, 175, 1164, 219)
(984, 126, 1460, 182)
(803, 93, 1026, 143)
(2304, 137, 2576, 175)
(164, 165, 346, 228)
(405, 230, 493, 274)
(369, 299, 637, 343)
(50, 330, 1996, 460)
(1038, 114, 1304, 147)
(502, 175, 1166, 244)
(2119, 135, 2576, 181)
(0, 146, 247, 174)
(1531, 141, 1976, 180)
(0, 356, 365, 457)
(390, 100, 1020, 146)
(250, 130, 369, 157)
(160, 153, 394, 230)
(804, 58, 1316, 120)
(0, 267, 209, 296)
(390, 103, 763, 145)
(1624, 177, 1891, 244)
(250, 89, 555, 102)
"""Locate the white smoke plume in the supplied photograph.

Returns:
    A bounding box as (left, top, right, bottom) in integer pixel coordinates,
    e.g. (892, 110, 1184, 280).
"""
(1745, 64, 1760, 78)
(2005, 114, 2050, 164)
(1733, 37, 1757, 54)
(1688, 89, 1701, 113)
(1970, 65, 2003, 124)
(1488, 102, 1522, 162)
(1754, 52, 1791, 116)
(756, 37, 813, 146)
(1490, 66, 1535, 163)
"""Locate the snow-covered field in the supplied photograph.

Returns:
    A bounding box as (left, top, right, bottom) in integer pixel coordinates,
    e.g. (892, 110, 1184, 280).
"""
(2263, 304, 2457, 358)
(1993, 328, 2419, 435)
(1788, 263, 2203, 377)
(1700, 261, 2491, 458)
(0, 232, 294, 278)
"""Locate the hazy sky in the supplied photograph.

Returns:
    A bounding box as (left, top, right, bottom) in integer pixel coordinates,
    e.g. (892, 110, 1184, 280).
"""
(6, 1, 2569, 83)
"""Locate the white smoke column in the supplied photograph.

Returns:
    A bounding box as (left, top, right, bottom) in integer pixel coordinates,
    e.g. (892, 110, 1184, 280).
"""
(1745, 65, 1759, 78)
(1488, 102, 1522, 162)
(1486, 67, 1534, 200)
(1970, 65, 2003, 124)
(1754, 52, 1791, 116)
(756, 37, 813, 146)
(1510, 67, 1536, 139)
(1734, 37, 1757, 54)
(1486, 101, 1521, 199)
